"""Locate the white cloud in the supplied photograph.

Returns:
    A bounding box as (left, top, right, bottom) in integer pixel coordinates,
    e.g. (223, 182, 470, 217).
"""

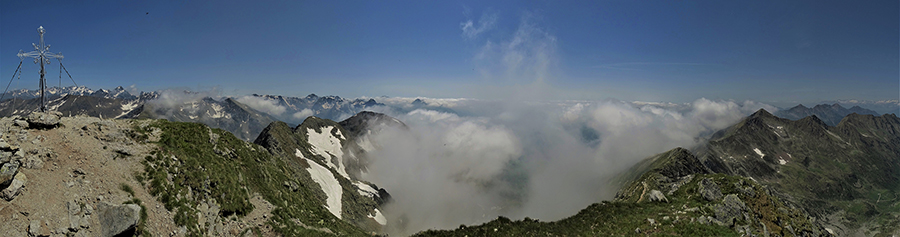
(292, 108, 314, 119)
(460, 11, 498, 40)
(236, 96, 286, 116)
(472, 11, 557, 87)
(360, 98, 777, 235)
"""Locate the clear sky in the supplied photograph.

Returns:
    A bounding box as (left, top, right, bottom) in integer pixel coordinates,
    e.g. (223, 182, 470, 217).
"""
(2, 1, 897, 105)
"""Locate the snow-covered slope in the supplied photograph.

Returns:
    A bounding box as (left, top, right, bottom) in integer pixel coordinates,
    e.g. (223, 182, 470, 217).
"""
(254, 114, 396, 233)
(297, 149, 343, 219)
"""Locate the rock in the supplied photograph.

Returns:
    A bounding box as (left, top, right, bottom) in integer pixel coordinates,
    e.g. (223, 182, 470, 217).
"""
(73, 168, 86, 176)
(98, 202, 141, 237)
(0, 141, 11, 151)
(28, 220, 50, 237)
(714, 194, 748, 226)
(699, 178, 723, 201)
(26, 112, 60, 129)
(0, 161, 20, 188)
(67, 201, 83, 231)
(0, 172, 26, 201)
(15, 120, 29, 128)
(23, 156, 43, 169)
(0, 151, 11, 163)
(648, 190, 669, 203)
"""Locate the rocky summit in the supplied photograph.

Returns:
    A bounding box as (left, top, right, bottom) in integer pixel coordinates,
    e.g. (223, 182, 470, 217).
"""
(0, 110, 395, 236)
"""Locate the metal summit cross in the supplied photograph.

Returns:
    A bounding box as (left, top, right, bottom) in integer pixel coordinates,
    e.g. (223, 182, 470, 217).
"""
(16, 26, 65, 112)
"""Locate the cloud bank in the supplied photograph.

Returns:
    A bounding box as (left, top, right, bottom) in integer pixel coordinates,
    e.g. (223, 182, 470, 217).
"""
(349, 9, 781, 235)
(236, 95, 287, 116)
(360, 98, 776, 235)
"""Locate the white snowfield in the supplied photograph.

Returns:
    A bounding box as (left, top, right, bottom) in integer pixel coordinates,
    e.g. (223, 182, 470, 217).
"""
(753, 148, 765, 158)
(307, 126, 351, 179)
(369, 208, 387, 225)
(296, 149, 343, 219)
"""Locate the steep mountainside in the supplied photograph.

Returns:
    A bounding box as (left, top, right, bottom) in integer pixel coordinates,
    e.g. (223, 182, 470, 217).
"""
(419, 148, 827, 236)
(775, 104, 879, 126)
(694, 110, 900, 236)
(254, 113, 394, 234)
(421, 111, 900, 237)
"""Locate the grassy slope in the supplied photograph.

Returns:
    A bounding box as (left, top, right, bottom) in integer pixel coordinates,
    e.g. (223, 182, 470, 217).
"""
(137, 120, 370, 236)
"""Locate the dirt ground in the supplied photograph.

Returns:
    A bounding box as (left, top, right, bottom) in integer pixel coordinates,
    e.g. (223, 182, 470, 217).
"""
(0, 115, 277, 237)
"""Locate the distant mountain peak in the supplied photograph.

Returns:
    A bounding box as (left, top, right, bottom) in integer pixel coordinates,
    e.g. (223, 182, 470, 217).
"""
(750, 108, 776, 119)
(796, 114, 828, 128)
(776, 103, 879, 126)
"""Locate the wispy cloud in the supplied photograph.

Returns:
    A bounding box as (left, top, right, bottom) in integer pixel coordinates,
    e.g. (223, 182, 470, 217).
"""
(460, 10, 498, 40)
(472, 11, 557, 87)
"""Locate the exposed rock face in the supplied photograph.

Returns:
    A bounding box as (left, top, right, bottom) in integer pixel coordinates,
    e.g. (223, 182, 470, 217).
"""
(0, 172, 26, 201)
(699, 178, 723, 201)
(98, 202, 140, 237)
(26, 112, 61, 129)
(714, 194, 748, 226)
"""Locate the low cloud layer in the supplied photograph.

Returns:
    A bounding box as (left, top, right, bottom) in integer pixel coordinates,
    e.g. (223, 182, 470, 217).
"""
(146, 88, 222, 119)
(360, 98, 776, 235)
(236, 96, 287, 116)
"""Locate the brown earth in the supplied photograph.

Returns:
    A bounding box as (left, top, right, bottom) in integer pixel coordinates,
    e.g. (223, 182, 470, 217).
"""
(0, 115, 277, 237)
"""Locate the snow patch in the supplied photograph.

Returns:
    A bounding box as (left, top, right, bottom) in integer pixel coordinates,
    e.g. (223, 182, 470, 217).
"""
(208, 103, 230, 119)
(753, 148, 765, 158)
(778, 159, 787, 165)
(298, 149, 343, 219)
(307, 126, 350, 179)
(116, 101, 140, 118)
(369, 208, 387, 225)
(354, 181, 379, 198)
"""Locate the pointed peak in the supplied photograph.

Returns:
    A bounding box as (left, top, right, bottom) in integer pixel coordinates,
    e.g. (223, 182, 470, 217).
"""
(750, 108, 775, 118)
(797, 114, 828, 128)
(789, 104, 809, 110)
(831, 103, 845, 109)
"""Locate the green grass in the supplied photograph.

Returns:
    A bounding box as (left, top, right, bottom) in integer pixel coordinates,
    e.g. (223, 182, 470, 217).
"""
(135, 120, 370, 236)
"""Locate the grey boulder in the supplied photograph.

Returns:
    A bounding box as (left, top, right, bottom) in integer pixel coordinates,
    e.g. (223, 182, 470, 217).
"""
(26, 112, 61, 129)
(98, 202, 141, 237)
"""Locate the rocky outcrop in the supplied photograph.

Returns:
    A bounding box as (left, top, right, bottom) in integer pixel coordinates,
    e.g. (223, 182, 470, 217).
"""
(25, 112, 61, 129)
(0, 172, 26, 201)
(98, 202, 140, 237)
(714, 194, 748, 226)
(698, 178, 723, 201)
(0, 161, 19, 188)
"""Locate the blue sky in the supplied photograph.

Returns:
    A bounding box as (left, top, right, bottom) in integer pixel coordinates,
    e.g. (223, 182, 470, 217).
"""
(1, 1, 897, 105)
